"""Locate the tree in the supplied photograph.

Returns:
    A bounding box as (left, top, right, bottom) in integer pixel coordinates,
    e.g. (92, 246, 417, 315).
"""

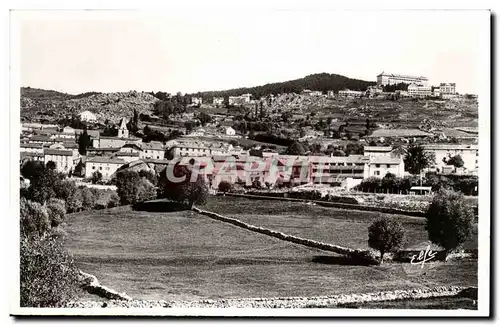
(447, 155, 464, 168)
(425, 189, 475, 256)
(45, 161, 56, 171)
(179, 175, 208, 208)
(139, 169, 157, 186)
(78, 128, 91, 155)
(21, 161, 45, 180)
(20, 232, 80, 307)
(136, 179, 157, 203)
(91, 171, 102, 184)
(46, 198, 66, 228)
(197, 112, 213, 126)
(218, 181, 233, 194)
(20, 198, 51, 237)
(368, 216, 406, 263)
(345, 143, 364, 156)
(115, 170, 141, 205)
(404, 144, 434, 175)
(29, 169, 61, 204)
(286, 141, 306, 155)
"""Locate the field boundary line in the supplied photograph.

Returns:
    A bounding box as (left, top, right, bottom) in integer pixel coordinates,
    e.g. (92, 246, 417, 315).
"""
(192, 206, 380, 265)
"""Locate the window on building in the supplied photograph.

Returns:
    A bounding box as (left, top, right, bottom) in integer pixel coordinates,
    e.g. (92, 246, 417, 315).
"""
(99, 167, 102, 170)
(375, 164, 380, 168)
(387, 164, 390, 168)
(92, 166, 95, 169)
(375, 171, 380, 176)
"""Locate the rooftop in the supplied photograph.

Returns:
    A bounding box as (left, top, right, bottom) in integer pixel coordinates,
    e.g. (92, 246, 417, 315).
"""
(86, 157, 126, 164)
(369, 156, 402, 165)
(44, 149, 73, 156)
(423, 144, 478, 150)
(20, 143, 43, 148)
(368, 129, 433, 138)
(363, 146, 393, 152)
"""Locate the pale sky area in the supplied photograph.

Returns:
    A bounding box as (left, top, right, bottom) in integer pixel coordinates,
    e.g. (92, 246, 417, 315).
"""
(15, 10, 488, 95)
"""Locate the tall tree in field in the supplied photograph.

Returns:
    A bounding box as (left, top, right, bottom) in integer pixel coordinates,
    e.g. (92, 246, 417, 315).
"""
(286, 141, 306, 155)
(425, 189, 475, 258)
(368, 216, 406, 263)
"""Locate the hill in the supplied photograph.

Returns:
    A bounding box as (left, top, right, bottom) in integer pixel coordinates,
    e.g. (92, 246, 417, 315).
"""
(21, 88, 159, 124)
(189, 73, 376, 100)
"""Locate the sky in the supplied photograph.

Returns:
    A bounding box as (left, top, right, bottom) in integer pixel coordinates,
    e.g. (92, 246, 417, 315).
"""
(15, 9, 489, 95)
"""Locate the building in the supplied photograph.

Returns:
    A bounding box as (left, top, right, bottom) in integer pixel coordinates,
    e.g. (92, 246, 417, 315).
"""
(118, 117, 129, 138)
(327, 90, 335, 98)
(225, 126, 236, 136)
(191, 97, 203, 106)
(363, 146, 395, 158)
(85, 157, 126, 180)
(422, 144, 478, 174)
(171, 141, 211, 157)
(213, 97, 224, 106)
(141, 141, 165, 160)
(376, 72, 428, 86)
(20, 152, 44, 163)
(432, 87, 441, 97)
(112, 151, 141, 163)
(228, 94, 252, 105)
(407, 83, 432, 98)
(366, 128, 433, 142)
(80, 110, 97, 122)
(20, 143, 44, 154)
(440, 83, 456, 96)
(99, 136, 141, 149)
(43, 149, 78, 174)
(305, 90, 323, 97)
(337, 89, 365, 98)
(365, 156, 405, 178)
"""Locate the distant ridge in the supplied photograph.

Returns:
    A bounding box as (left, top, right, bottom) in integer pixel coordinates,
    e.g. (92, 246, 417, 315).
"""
(188, 73, 376, 99)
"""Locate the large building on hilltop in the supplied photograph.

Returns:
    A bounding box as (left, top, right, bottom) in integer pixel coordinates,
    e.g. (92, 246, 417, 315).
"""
(377, 72, 428, 86)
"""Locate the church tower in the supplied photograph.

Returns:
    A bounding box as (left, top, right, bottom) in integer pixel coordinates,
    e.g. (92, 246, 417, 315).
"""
(118, 117, 129, 138)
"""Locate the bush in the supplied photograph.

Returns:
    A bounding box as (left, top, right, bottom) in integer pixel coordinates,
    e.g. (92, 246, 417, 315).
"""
(116, 170, 142, 205)
(425, 189, 475, 255)
(368, 216, 406, 263)
(20, 232, 80, 307)
(136, 179, 157, 203)
(20, 198, 50, 237)
(80, 187, 95, 211)
(107, 192, 120, 208)
(91, 171, 102, 184)
(218, 181, 233, 194)
(139, 169, 158, 186)
(46, 198, 66, 227)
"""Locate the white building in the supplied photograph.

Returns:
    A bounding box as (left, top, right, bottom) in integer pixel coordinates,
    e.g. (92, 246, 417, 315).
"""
(80, 110, 97, 122)
(85, 157, 126, 180)
(337, 89, 365, 98)
(432, 87, 441, 97)
(118, 117, 129, 138)
(423, 144, 478, 174)
(228, 94, 252, 105)
(440, 83, 456, 95)
(44, 149, 78, 174)
(225, 126, 236, 136)
(141, 141, 165, 159)
(171, 141, 211, 157)
(191, 97, 203, 105)
(377, 72, 428, 86)
(20, 143, 44, 154)
(213, 97, 224, 106)
(407, 83, 432, 98)
(365, 156, 405, 178)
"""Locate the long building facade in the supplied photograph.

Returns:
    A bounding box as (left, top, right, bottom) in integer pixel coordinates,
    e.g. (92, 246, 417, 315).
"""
(377, 72, 428, 86)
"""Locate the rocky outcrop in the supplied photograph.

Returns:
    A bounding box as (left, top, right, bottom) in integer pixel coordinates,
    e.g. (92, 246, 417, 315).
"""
(192, 207, 380, 265)
(79, 271, 132, 301)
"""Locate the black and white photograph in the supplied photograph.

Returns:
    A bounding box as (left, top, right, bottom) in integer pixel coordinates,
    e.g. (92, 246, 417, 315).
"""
(8, 4, 491, 317)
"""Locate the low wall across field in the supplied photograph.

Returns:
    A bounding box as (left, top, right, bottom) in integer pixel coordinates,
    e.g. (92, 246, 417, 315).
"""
(218, 192, 426, 217)
(192, 206, 380, 265)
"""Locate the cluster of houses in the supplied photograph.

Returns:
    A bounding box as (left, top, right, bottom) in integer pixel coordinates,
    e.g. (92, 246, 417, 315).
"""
(20, 109, 479, 189)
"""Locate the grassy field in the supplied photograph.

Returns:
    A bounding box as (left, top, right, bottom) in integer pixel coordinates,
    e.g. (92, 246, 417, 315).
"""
(64, 197, 477, 302)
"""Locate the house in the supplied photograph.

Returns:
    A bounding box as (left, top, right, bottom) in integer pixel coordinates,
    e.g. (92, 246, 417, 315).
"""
(422, 144, 478, 174)
(407, 83, 431, 98)
(85, 157, 126, 180)
(49, 142, 79, 157)
(20, 152, 44, 163)
(99, 136, 142, 149)
(43, 149, 78, 174)
(140, 141, 165, 159)
(225, 126, 236, 136)
(20, 143, 44, 154)
(171, 141, 211, 157)
(365, 129, 433, 142)
(337, 89, 365, 98)
(112, 151, 141, 163)
(365, 156, 405, 178)
(309, 155, 369, 185)
(213, 97, 224, 106)
(80, 110, 97, 122)
(191, 97, 203, 105)
(376, 72, 428, 86)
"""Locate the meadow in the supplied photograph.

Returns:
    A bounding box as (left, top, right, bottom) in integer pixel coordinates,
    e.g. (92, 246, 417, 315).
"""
(64, 196, 478, 302)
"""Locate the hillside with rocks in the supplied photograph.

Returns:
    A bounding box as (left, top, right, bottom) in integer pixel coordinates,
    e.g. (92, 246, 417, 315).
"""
(21, 87, 159, 123)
